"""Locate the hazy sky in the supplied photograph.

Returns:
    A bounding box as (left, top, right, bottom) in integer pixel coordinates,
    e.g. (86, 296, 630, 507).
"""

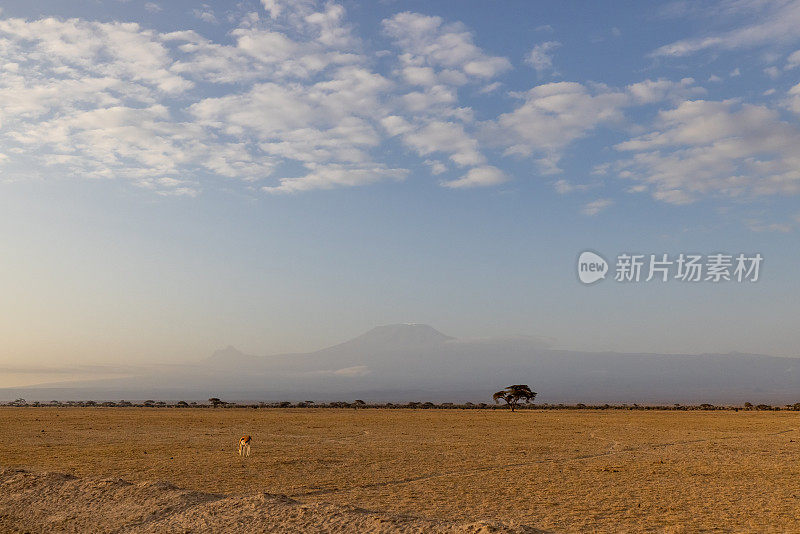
(1, 0, 799, 371)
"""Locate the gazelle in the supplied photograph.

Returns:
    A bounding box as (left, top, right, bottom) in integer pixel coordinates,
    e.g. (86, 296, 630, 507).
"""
(238, 435, 251, 457)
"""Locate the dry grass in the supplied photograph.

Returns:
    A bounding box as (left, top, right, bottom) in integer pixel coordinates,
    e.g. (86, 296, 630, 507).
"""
(1, 407, 799, 532)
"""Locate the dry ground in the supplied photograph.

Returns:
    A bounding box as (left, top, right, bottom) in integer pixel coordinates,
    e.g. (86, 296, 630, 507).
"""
(1, 408, 799, 532)
(0, 468, 536, 533)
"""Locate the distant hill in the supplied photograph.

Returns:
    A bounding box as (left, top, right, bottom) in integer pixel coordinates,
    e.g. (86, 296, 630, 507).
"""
(2, 324, 800, 404)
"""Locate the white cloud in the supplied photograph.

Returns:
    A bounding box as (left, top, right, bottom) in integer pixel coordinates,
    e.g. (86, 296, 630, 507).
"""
(482, 78, 708, 176)
(787, 83, 800, 114)
(614, 99, 800, 203)
(764, 66, 780, 79)
(261, 0, 284, 19)
(166, 22, 362, 84)
(190, 69, 389, 145)
(484, 82, 629, 173)
(423, 159, 447, 175)
(201, 143, 276, 181)
(263, 164, 406, 194)
(441, 166, 507, 188)
(582, 198, 613, 215)
(0, 2, 414, 194)
(401, 66, 437, 86)
(10, 104, 224, 193)
(192, 9, 218, 24)
(786, 49, 800, 69)
(144, 3, 162, 13)
(6, 1, 793, 206)
(0, 17, 192, 94)
(553, 179, 593, 194)
(0, 15, 218, 194)
(525, 41, 561, 74)
(626, 78, 705, 104)
(554, 179, 575, 194)
(382, 12, 511, 87)
(395, 120, 485, 167)
(652, 1, 800, 56)
(380, 115, 413, 137)
(189, 62, 403, 191)
(376, 12, 508, 188)
(258, 0, 356, 50)
(478, 81, 502, 94)
(401, 85, 457, 112)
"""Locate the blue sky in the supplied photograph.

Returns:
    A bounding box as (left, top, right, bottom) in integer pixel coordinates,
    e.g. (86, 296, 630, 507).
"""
(0, 0, 799, 372)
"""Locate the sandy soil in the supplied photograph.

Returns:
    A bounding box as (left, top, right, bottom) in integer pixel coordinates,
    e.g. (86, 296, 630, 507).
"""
(1, 408, 799, 532)
(0, 468, 536, 533)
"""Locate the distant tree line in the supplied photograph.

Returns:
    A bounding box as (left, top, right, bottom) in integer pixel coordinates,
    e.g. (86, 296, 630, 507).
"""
(4, 397, 800, 411)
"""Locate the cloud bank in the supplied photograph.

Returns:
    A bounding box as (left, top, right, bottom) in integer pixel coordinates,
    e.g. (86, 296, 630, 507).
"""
(0, 0, 798, 213)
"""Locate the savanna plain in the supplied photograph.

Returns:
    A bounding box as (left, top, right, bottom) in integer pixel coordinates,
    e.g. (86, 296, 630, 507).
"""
(1, 408, 799, 532)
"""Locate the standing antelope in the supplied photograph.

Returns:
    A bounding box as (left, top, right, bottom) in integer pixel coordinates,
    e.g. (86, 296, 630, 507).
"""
(238, 435, 251, 457)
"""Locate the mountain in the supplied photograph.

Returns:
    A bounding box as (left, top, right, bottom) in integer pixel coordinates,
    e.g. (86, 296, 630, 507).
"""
(318, 324, 453, 354)
(2, 324, 800, 404)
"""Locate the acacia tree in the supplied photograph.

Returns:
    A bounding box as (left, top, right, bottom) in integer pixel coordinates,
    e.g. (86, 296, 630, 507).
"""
(492, 385, 536, 412)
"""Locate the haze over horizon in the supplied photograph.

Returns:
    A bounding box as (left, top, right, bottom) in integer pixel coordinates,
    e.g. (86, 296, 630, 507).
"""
(3, 323, 800, 404)
(1, 0, 799, 385)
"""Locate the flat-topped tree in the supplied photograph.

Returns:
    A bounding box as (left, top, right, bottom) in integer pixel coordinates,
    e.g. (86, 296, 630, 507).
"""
(493, 385, 537, 412)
